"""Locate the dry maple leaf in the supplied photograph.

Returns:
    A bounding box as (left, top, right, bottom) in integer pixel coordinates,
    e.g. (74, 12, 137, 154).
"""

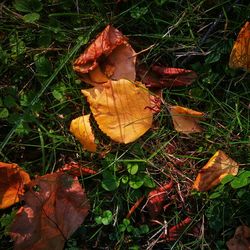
(70, 114, 97, 152)
(193, 150, 239, 192)
(227, 225, 250, 250)
(82, 79, 153, 143)
(229, 21, 250, 71)
(0, 162, 30, 209)
(169, 105, 204, 134)
(73, 25, 136, 84)
(10, 173, 90, 250)
(137, 65, 197, 88)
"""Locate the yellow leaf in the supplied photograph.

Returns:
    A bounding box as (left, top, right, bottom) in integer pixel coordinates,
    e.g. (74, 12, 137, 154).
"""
(82, 79, 153, 143)
(169, 105, 204, 134)
(0, 162, 30, 209)
(193, 150, 239, 192)
(229, 21, 250, 71)
(70, 114, 97, 152)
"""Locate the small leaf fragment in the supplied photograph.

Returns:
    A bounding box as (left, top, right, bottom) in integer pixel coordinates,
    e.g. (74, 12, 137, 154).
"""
(169, 105, 204, 134)
(193, 150, 239, 192)
(82, 79, 153, 143)
(229, 21, 250, 71)
(0, 162, 30, 209)
(227, 225, 250, 250)
(70, 114, 97, 152)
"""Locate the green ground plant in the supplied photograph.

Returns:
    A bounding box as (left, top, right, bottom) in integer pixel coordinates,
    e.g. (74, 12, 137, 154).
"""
(0, 0, 250, 249)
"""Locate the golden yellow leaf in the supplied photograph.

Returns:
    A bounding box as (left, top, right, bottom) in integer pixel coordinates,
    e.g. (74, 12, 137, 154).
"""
(82, 79, 153, 143)
(193, 150, 239, 192)
(70, 114, 97, 152)
(169, 105, 204, 134)
(0, 162, 30, 209)
(229, 21, 250, 71)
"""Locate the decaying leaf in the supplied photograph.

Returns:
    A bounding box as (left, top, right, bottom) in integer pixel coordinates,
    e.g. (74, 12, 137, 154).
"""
(10, 172, 90, 250)
(193, 150, 239, 192)
(137, 65, 197, 88)
(227, 225, 250, 250)
(169, 106, 204, 134)
(73, 25, 136, 84)
(82, 79, 153, 143)
(70, 114, 97, 152)
(229, 21, 250, 71)
(0, 162, 30, 209)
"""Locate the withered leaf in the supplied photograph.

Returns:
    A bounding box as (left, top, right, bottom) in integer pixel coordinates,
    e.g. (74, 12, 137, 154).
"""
(169, 105, 204, 134)
(193, 150, 239, 192)
(227, 225, 250, 250)
(229, 21, 250, 71)
(73, 25, 136, 84)
(82, 79, 153, 143)
(0, 162, 30, 209)
(137, 65, 197, 89)
(10, 173, 90, 250)
(70, 114, 97, 152)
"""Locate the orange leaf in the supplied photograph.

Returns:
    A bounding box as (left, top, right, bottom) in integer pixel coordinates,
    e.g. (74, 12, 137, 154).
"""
(10, 173, 90, 250)
(73, 25, 136, 84)
(193, 150, 239, 192)
(227, 225, 250, 250)
(229, 22, 250, 71)
(70, 114, 97, 152)
(169, 105, 204, 134)
(137, 65, 197, 88)
(82, 79, 153, 143)
(0, 162, 30, 209)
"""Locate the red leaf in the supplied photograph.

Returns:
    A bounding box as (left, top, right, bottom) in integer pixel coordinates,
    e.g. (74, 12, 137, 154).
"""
(137, 65, 197, 88)
(10, 173, 90, 250)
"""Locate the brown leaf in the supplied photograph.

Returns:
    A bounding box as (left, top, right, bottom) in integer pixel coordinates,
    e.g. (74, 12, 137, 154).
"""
(0, 162, 30, 209)
(137, 65, 197, 89)
(10, 173, 90, 250)
(82, 79, 153, 143)
(70, 114, 97, 152)
(193, 150, 239, 192)
(229, 22, 250, 71)
(169, 105, 204, 134)
(227, 225, 250, 250)
(73, 25, 136, 84)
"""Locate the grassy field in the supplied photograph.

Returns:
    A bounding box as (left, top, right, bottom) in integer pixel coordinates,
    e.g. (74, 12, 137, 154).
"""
(0, 0, 250, 249)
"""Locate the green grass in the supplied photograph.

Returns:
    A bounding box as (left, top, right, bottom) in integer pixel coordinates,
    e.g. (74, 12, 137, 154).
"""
(0, 0, 250, 249)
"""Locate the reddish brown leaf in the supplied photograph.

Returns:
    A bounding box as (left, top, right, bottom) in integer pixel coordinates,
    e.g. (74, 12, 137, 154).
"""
(227, 225, 250, 250)
(146, 180, 173, 218)
(0, 162, 30, 209)
(10, 173, 89, 250)
(161, 217, 192, 241)
(137, 65, 197, 89)
(73, 25, 136, 85)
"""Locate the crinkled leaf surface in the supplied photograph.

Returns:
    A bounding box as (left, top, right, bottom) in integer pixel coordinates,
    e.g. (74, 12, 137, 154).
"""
(227, 225, 250, 250)
(229, 21, 250, 71)
(169, 105, 204, 134)
(82, 79, 153, 143)
(193, 150, 239, 192)
(0, 162, 30, 209)
(10, 173, 89, 250)
(73, 25, 136, 84)
(70, 114, 97, 152)
(137, 65, 197, 88)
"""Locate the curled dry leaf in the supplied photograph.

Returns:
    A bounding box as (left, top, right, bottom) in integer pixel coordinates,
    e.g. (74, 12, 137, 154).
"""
(73, 25, 136, 84)
(227, 225, 250, 250)
(10, 172, 90, 250)
(82, 79, 153, 143)
(137, 65, 197, 89)
(169, 105, 204, 134)
(193, 150, 239, 192)
(0, 162, 30, 209)
(70, 114, 97, 152)
(229, 21, 250, 71)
